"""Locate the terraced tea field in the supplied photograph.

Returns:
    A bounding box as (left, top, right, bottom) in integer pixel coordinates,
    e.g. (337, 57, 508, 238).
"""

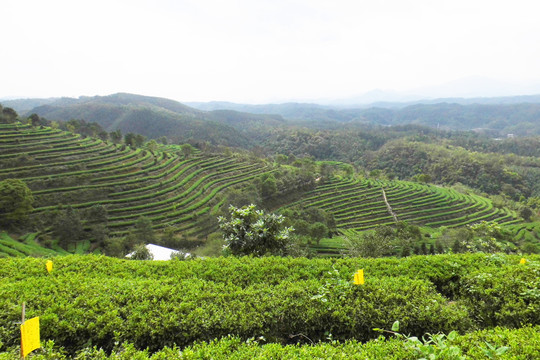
(0, 124, 521, 256)
(0, 124, 272, 243)
(287, 176, 518, 232)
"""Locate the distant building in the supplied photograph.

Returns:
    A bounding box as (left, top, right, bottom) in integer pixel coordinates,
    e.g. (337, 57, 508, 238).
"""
(507, 134, 515, 138)
(126, 243, 188, 261)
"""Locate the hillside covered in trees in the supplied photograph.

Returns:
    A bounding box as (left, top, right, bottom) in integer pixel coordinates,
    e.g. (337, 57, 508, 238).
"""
(1, 101, 539, 258)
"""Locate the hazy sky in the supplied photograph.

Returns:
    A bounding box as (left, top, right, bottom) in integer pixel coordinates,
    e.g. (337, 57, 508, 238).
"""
(3, 0, 540, 103)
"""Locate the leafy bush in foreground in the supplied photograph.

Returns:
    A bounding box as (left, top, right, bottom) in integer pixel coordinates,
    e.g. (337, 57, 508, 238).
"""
(1, 326, 539, 359)
(0, 254, 539, 354)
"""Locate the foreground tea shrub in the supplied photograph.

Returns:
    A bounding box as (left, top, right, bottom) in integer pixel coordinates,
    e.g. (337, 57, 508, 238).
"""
(1, 254, 539, 354)
(1, 326, 539, 359)
(0, 274, 469, 352)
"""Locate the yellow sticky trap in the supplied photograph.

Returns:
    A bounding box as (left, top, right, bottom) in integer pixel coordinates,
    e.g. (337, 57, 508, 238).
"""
(46, 260, 53, 273)
(21, 316, 40, 358)
(353, 269, 365, 285)
(520, 258, 527, 265)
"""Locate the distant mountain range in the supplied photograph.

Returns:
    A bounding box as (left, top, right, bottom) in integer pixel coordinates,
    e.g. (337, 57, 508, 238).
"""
(3, 92, 540, 148)
(3, 93, 285, 148)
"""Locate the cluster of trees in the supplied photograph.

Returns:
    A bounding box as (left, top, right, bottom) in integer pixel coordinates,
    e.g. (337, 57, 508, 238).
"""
(0, 179, 34, 228)
(280, 206, 336, 245)
(255, 124, 540, 201)
(342, 220, 529, 259)
(223, 160, 321, 211)
(59, 119, 108, 140)
(438, 222, 520, 254)
(362, 139, 535, 198)
(344, 222, 426, 258)
(0, 105, 18, 124)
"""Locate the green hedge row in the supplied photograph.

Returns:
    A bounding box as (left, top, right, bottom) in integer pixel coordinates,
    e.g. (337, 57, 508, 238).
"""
(0, 143, 118, 175)
(33, 141, 108, 162)
(0, 254, 539, 356)
(108, 167, 270, 229)
(2, 326, 539, 359)
(0, 272, 470, 352)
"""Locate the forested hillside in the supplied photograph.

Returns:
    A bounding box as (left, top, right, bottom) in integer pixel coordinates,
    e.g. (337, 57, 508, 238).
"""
(1, 99, 540, 258)
(0, 119, 325, 256)
(12, 94, 540, 201)
(189, 99, 540, 135)
(22, 93, 285, 148)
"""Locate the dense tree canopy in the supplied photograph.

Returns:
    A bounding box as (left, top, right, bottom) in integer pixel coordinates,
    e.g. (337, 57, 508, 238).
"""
(0, 179, 34, 226)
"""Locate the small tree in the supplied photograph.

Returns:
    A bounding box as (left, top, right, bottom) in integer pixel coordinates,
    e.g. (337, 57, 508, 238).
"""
(125, 216, 156, 247)
(309, 222, 328, 246)
(520, 206, 533, 222)
(1, 107, 18, 123)
(0, 179, 34, 227)
(53, 206, 84, 247)
(218, 204, 293, 256)
(110, 129, 122, 143)
(180, 144, 195, 158)
(344, 226, 394, 258)
(130, 244, 154, 260)
(145, 140, 158, 154)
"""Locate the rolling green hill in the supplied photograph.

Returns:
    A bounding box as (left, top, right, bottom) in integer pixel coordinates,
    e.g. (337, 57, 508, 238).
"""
(25, 93, 285, 148)
(188, 99, 540, 136)
(287, 176, 517, 232)
(0, 123, 523, 256)
(0, 123, 275, 252)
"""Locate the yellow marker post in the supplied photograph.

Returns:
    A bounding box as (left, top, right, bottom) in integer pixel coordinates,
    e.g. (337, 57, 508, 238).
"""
(520, 258, 527, 265)
(353, 269, 365, 285)
(21, 316, 40, 358)
(46, 260, 53, 273)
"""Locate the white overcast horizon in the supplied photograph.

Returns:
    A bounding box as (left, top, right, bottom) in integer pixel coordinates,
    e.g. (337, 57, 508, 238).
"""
(3, 0, 540, 104)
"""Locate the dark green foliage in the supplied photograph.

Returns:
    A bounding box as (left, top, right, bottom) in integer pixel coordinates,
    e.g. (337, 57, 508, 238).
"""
(84, 204, 108, 224)
(442, 221, 514, 254)
(126, 217, 156, 246)
(110, 129, 122, 143)
(520, 206, 533, 221)
(224, 184, 262, 208)
(0, 254, 539, 356)
(129, 244, 153, 260)
(308, 222, 328, 245)
(218, 204, 293, 256)
(180, 143, 195, 157)
(53, 206, 83, 247)
(124, 132, 146, 148)
(281, 206, 336, 240)
(260, 174, 277, 199)
(345, 226, 395, 258)
(364, 139, 531, 196)
(344, 222, 422, 258)
(0, 106, 18, 124)
(0, 179, 34, 226)
(59, 119, 107, 139)
(3, 326, 540, 359)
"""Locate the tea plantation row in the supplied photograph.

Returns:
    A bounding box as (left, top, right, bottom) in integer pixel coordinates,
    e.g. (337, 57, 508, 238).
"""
(1, 254, 538, 355)
(290, 176, 518, 231)
(1, 327, 540, 359)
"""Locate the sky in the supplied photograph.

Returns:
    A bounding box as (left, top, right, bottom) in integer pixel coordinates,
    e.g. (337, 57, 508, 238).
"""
(3, 0, 540, 103)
